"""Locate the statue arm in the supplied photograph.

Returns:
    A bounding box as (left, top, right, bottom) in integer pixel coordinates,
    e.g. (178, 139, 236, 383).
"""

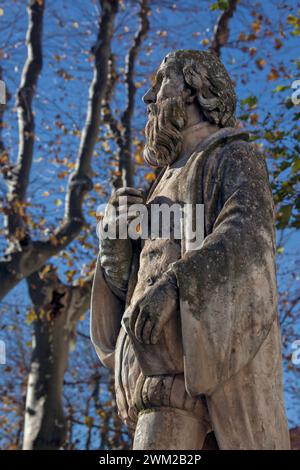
(90, 253, 125, 369)
(168, 140, 278, 395)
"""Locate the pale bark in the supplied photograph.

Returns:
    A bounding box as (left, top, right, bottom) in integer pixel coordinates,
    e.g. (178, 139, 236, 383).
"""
(21, 0, 119, 450)
(0, 0, 118, 301)
(5, 0, 44, 242)
(23, 268, 92, 450)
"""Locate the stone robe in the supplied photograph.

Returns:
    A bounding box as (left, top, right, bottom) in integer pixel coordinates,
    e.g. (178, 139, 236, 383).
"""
(90, 127, 290, 449)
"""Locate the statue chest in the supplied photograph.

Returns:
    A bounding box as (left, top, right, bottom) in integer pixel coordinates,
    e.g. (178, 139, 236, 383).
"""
(134, 165, 188, 298)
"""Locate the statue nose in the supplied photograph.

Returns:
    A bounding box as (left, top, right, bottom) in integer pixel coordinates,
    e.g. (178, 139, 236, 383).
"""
(142, 88, 156, 105)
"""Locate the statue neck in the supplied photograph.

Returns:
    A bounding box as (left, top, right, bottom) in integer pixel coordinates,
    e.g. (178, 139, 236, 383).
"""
(179, 121, 219, 162)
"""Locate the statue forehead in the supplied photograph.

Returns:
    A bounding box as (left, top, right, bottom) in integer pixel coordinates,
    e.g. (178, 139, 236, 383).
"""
(156, 54, 179, 74)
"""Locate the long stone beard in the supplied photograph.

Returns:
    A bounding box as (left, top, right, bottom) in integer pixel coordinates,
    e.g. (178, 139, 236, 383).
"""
(143, 95, 188, 168)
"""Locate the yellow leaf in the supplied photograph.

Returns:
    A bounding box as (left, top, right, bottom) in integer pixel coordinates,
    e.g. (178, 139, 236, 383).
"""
(251, 20, 261, 33)
(66, 270, 76, 282)
(39, 265, 51, 279)
(144, 172, 156, 182)
(0, 153, 8, 165)
(84, 416, 94, 427)
(57, 171, 68, 179)
(135, 153, 144, 165)
(26, 309, 38, 325)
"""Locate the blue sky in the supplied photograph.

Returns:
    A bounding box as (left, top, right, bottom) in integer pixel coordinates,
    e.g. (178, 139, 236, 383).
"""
(0, 0, 299, 447)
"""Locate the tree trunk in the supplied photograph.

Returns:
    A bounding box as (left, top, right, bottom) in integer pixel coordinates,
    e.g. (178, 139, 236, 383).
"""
(23, 268, 91, 449)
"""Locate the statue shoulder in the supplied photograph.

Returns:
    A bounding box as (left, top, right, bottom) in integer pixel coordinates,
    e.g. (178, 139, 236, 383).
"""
(218, 138, 267, 174)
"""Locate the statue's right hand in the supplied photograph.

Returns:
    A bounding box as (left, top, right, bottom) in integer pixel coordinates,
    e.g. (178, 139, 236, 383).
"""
(100, 187, 145, 291)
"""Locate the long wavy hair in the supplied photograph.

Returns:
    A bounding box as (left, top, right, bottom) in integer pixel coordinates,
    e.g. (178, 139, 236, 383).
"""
(168, 50, 237, 128)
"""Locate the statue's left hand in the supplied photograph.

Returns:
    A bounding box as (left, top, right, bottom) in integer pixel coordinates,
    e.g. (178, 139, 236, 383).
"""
(127, 274, 178, 345)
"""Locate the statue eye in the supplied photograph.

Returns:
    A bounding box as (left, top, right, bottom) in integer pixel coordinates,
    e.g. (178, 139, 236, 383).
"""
(151, 71, 163, 90)
(156, 71, 164, 83)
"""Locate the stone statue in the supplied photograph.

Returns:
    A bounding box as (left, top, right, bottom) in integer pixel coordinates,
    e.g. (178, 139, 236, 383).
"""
(90, 50, 290, 450)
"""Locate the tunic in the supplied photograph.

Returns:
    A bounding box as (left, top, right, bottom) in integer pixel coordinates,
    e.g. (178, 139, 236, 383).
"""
(90, 127, 290, 449)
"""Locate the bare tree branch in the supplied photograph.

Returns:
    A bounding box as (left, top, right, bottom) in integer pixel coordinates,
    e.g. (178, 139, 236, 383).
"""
(62, 0, 119, 226)
(210, 0, 238, 57)
(103, 0, 150, 190)
(102, 54, 123, 148)
(5, 0, 44, 241)
(0, 0, 118, 301)
(119, 0, 150, 187)
(0, 67, 9, 159)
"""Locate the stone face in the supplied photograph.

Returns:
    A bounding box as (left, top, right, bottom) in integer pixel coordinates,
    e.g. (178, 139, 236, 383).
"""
(90, 50, 291, 450)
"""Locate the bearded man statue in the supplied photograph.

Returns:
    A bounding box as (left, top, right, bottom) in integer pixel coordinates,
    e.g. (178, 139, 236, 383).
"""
(90, 50, 290, 450)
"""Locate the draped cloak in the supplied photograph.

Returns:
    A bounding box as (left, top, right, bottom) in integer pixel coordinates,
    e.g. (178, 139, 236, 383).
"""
(90, 127, 290, 449)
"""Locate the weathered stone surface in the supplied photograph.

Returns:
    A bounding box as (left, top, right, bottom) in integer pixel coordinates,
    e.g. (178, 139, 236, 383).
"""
(90, 50, 290, 450)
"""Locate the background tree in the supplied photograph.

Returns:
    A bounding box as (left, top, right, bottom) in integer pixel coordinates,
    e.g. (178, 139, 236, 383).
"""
(0, 0, 299, 449)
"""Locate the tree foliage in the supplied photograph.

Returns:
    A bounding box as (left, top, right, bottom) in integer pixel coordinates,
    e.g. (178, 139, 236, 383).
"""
(0, 0, 299, 449)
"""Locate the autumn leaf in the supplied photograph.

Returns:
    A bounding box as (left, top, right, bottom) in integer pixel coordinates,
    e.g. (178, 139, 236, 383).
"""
(156, 30, 167, 37)
(135, 153, 144, 165)
(250, 113, 259, 125)
(256, 59, 266, 70)
(267, 67, 279, 81)
(251, 20, 261, 34)
(84, 416, 94, 428)
(0, 153, 9, 164)
(57, 170, 68, 179)
(201, 38, 209, 46)
(144, 172, 156, 182)
(66, 270, 76, 283)
(26, 308, 38, 325)
(56, 69, 74, 81)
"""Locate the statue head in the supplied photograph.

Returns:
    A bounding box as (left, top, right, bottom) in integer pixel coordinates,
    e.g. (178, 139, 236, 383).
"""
(142, 50, 237, 168)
